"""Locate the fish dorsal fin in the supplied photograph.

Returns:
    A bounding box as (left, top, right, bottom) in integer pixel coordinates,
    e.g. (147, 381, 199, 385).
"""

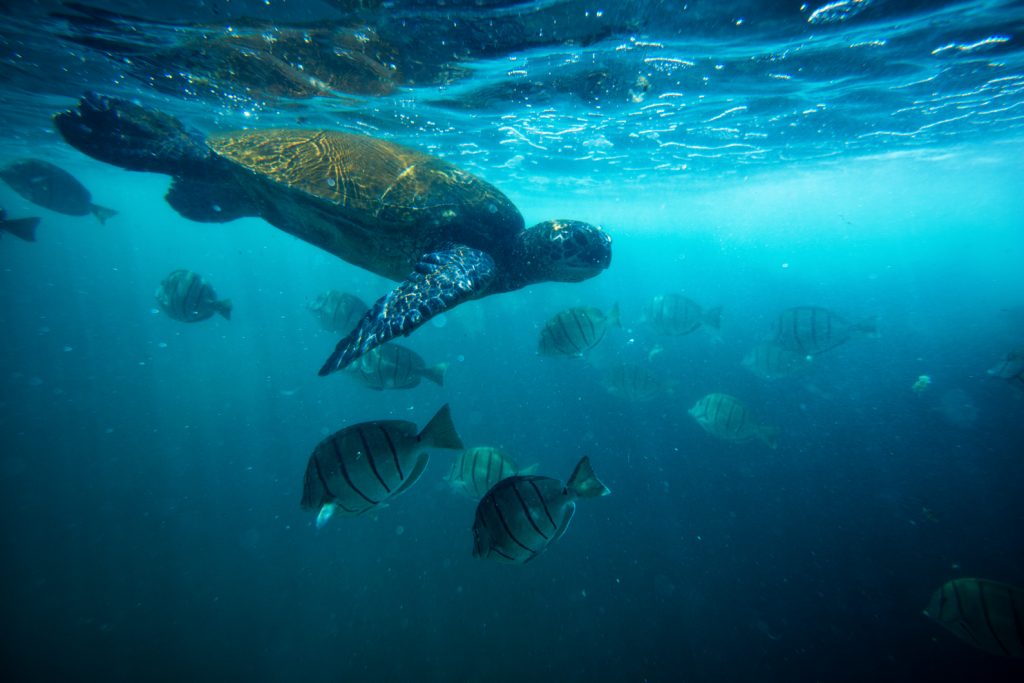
(393, 453, 429, 497)
(419, 403, 464, 450)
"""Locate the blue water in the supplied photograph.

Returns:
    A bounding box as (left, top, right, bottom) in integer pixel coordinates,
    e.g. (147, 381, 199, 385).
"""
(2, 1, 1024, 681)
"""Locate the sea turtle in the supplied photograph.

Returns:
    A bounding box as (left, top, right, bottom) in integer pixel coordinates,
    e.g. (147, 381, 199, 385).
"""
(54, 93, 612, 375)
(0, 158, 117, 224)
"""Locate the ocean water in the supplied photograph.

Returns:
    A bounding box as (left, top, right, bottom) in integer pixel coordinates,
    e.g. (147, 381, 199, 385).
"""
(1, 1, 1023, 681)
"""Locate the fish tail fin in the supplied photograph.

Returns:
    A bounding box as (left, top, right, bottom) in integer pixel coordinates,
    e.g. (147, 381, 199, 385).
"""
(855, 316, 879, 338)
(419, 403, 464, 450)
(759, 425, 780, 450)
(90, 203, 118, 224)
(422, 362, 449, 387)
(566, 456, 610, 498)
(519, 463, 540, 476)
(1, 216, 39, 241)
(216, 299, 233, 320)
(703, 305, 723, 330)
(609, 302, 621, 327)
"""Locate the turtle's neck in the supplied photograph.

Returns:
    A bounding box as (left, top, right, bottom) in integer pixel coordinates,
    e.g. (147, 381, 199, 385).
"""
(494, 229, 552, 292)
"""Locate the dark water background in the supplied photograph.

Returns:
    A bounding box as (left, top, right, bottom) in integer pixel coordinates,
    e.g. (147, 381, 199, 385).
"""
(2, 1, 1024, 681)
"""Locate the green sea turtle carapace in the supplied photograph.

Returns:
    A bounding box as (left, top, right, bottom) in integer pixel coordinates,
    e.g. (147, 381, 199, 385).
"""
(53, 93, 612, 375)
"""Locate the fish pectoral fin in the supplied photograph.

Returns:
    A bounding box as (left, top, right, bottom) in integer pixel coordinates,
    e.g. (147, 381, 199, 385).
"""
(318, 244, 497, 375)
(521, 548, 543, 564)
(392, 453, 429, 497)
(315, 502, 337, 529)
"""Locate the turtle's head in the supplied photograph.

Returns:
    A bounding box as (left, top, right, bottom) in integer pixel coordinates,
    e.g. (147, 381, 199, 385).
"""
(516, 219, 612, 285)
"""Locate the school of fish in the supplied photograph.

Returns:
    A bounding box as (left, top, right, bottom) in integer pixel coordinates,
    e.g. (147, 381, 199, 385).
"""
(3, 140, 1021, 662)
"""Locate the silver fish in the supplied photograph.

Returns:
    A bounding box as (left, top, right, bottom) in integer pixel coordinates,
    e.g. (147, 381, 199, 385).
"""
(644, 294, 721, 336)
(448, 446, 535, 500)
(155, 269, 232, 322)
(742, 342, 812, 381)
(348, 343, 448, 390)
(308, 290, 367, 333)
(924, 578, 1024, 658)
(772, 306, 875, 355)
(688, 393, 777, 449)
(472, 456, 609, 564)
(301, 404, 463, 527)
(538, 304, 620, 357)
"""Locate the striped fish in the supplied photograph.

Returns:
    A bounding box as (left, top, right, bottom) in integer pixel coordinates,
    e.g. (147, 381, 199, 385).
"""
(602, 362, 666, 402)
(448, 446, 536, 500)
(988, 350, 1024, 390)
(538, 304, 620, 357)
(924, 578, 1024, 657)
(348, 343, 448, 390)
(301, 404, 464, 528)
(155, 269, 232, 322)
(472, 456, 609, 564)
(742, 342, 812, 381)
(308, 289, 367, 333)
(772, 306, 876, 355)
(644, 294, 722, 336)
(688, 393, 777, 449)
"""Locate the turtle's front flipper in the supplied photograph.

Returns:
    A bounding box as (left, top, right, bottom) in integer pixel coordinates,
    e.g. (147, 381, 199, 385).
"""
(318, 245, 496, 376)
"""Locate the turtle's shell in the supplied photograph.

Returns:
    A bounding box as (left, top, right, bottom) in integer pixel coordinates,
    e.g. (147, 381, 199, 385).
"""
(206, 129, 524, 279)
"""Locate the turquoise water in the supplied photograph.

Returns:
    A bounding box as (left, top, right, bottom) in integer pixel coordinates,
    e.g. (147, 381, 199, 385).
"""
(1, 1, 1023, 681)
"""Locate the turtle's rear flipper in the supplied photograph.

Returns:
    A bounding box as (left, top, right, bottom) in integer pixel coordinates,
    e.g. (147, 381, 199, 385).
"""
(318, 244, 496, 376)
(54, 92, 212, 176)
(166, 177, 255, 222)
